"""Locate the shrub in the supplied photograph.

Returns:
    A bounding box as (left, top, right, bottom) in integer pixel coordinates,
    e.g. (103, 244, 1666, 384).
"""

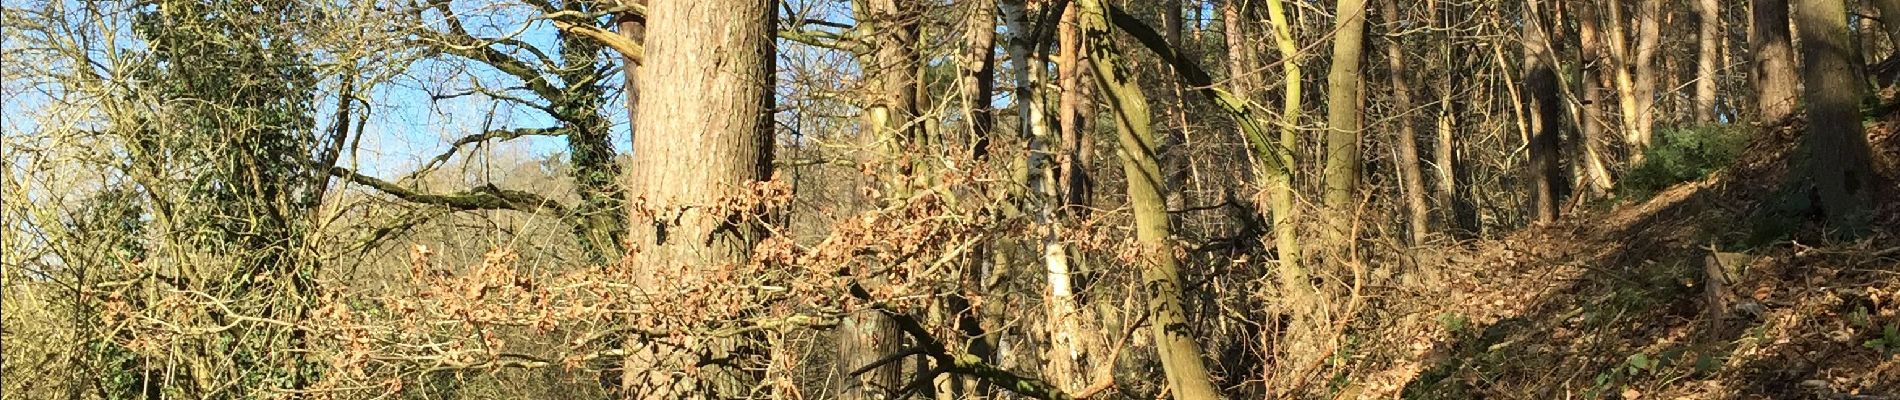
(1618, 125, 1750, 200)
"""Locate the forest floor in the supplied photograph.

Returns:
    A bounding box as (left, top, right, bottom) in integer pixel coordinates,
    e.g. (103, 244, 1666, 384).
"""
(1373, 114, 1900, 399)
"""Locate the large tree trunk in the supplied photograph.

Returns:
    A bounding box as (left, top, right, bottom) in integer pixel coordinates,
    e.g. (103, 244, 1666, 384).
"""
(1795, 0, 1879, 231)
(1524, 0, 1563, 223)
(619, 0, 775, 397)
(1382, 0, 1429, 245)
(1076, 1, 1223, 397)
(1755, 0, 1800, 123)
(1321, 0, 1370, 257)
(1695, 0, 1722, 123)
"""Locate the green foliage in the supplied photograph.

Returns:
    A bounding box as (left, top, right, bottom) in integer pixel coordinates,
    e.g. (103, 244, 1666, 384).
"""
(1864, 323, 1900, 356)
(1618, 125, 1750, 200)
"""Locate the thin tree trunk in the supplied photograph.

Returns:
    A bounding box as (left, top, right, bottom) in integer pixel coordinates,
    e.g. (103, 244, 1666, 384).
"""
(1633, 0, 1662, 151)
(620, 0, 775, 397)
(1382, 0, 1429, 244)
(1076, 1, 1223, 397)
(1431, 0, 1465, 237)
(1695, 0, 1722, 123)
(1263, 0, 1308, 271)
(1322, 0, 1370, 258)
(1577, 0, 1617, 193)
(1042, 1, 1090, 392)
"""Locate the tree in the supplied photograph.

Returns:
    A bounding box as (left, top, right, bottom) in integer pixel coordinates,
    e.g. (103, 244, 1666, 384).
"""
(1323, 0, 1371, 253)
(1075, 0, 1223, 397)
(1577, 0, 1617, 194)
(1695, 0, 1723, 123)
(1794, 0, 1879, 232)
(1383, 0, 1430, 243)
(1523, 0, 1564, 223)
(1755, 0, 1800, 123)
(618, 0, 777, 396)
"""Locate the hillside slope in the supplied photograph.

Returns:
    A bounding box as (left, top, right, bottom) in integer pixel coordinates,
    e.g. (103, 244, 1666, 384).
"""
(1369, 115, 1900, 399)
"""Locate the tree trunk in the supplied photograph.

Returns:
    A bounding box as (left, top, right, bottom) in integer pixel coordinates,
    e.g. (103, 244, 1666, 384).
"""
(1076, 1, 1223, 398)
(1633, 0, 1662, 150)
(1873, 0, 1900, 53)
(1431, 0, 1467, 237)
(1263, 0, 1308, 272)
(1042, 2, 1091, 392)
(1695, 0, 1722, 123)
(1382, 0, 1429, 244)
(962, 0, 999, 159)
(1755, 0, 1799, 123)
(838, 1, 922, 397)
(1322, 0, 1370, 257)
(620, 0, 775, 397)
(1577, 0, 1617, 193)
(1795, 0, 1879, 231)
(1524, 0, 1563, 223)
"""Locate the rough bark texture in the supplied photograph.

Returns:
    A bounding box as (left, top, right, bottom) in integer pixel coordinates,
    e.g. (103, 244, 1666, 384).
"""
(619, 0, 775, 397)
(1383, 0, 1429, 244)
(1524, 0, 1563, 223)
(1755, 0, 1799, 123)
(1795, 0, 1879, 232)
(1322, 0, 1370, 256)
(1077, 1, 1223, 398)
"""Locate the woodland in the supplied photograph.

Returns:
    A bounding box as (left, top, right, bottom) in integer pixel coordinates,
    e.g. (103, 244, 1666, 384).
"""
(1, 0, 1897, 398)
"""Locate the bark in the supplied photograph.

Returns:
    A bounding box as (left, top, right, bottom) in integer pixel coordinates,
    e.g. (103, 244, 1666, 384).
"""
(1076, 1, 1224, 397)
(1606, 0, 1658, 152)
(1874, 0, 1900, 53)
(1524, 0, 1563, 223)
(1695, 0, 1722, 123)
(962, 0, 999, 158)
(1003, 0, 1079, 393)
(1382, 0, 1429, 244)
(1633, 0, 1662, 150)
(619, 0, 775, 397)
(1045, 2, 1093, 392)
(839, 1, 923, 396)
(554, 0, 629, 264)
(1577, 0, 1617, 193)
(1795, 0, 1879, 231)
(1264, 0, 1308, 268)
(1431, 0, 1465, 236)
(1755, 0, 1799, 123)
(1322, 0, 1370, 256)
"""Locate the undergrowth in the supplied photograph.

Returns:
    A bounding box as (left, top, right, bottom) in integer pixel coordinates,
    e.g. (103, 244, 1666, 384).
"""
(1619, 125, 1751, 201)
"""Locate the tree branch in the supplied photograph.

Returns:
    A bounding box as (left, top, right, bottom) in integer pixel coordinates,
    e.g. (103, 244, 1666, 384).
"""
(846, 283, 1076, 400)
(329, 166, 569, 214)
(417, 126, 565, 174)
